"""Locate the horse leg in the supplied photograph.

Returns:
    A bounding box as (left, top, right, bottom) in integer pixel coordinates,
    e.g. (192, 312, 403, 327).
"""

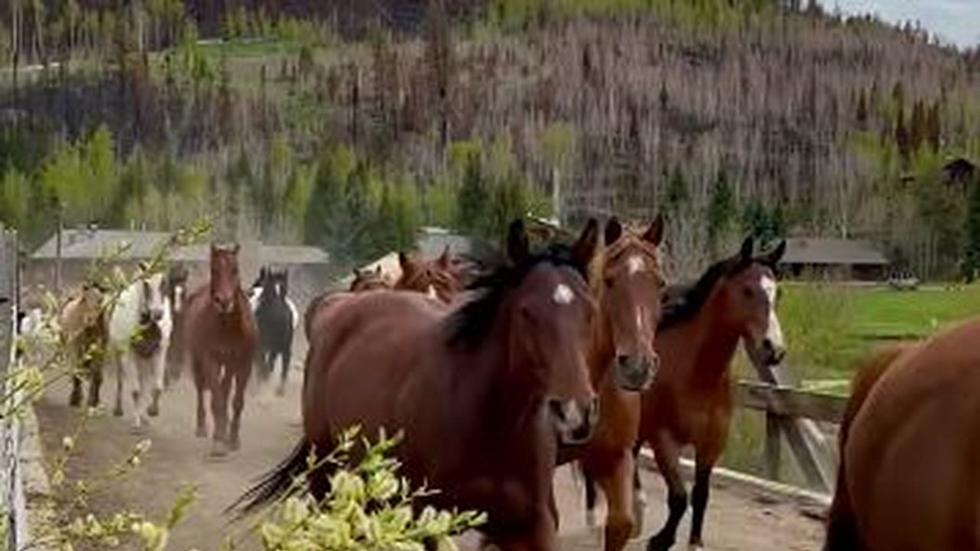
(593, 452, 637, 551)
(632, 442, 646, 537)
(229, 360, 249, 451)
(493, 510, 557, 551)
(193, 358, 208, 438)
(687, 462, 714, 549)
(646, 432, 687, 551)
(113, 358, 124, 417)
(277, 347, 291, 397)
(87, 359, 103, 409)
(69, 373, 84, 408)
(209, 366, 233, 456)
(146, 351, 165, 417)
(583, 469, 599, 528)
(126, 355, 147, 431)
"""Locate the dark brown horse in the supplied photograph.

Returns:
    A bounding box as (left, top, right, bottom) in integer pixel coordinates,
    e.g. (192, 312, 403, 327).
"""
(824, 329, 980, 551)
(238, 219, 601, 551)
(183, 244, 258, 456)
(395, 246, 465, 303)
(564, 216, 665, 551)
(632, 237, 786, 550)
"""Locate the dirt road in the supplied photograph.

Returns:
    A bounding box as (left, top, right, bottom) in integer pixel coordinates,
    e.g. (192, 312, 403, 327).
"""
(36, 369, 824, 550)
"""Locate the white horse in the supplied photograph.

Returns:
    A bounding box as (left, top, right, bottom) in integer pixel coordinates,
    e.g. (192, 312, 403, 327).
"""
(107, 270, 173, 430)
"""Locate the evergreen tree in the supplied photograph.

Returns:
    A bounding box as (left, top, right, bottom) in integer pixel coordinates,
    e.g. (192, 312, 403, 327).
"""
(963, 182, 980, 282)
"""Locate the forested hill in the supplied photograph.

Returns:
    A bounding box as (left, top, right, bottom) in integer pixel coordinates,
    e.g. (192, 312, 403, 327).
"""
(1, 1, 979, 278)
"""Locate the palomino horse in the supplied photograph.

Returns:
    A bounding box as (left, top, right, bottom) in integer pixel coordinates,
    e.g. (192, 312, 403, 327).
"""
(249, 267, 298, 396)
(106, 268, 173, 430)
(60, 282, 109, 408)
(238, 219, 601, 551)
(183, 244, 258, 456)
(163, 263, 190, 387)
(566, 216, 665, 551)
(823, 332, 980, 551)
(395, 246, 465, 303)
(622, 237, 786, 551)
(350, 265, 391, 291)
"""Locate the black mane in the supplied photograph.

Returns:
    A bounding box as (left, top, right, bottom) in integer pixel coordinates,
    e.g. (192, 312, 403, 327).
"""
(448, 244, 588, 348)
(658, 256, 751, 331)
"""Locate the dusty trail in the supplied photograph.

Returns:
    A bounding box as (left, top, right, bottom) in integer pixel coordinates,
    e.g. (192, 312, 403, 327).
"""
(36, 367, 823, 550)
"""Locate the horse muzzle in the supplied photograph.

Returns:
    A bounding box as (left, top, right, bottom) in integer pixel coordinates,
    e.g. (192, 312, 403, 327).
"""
(548, 397, 599, 446)
(613, 353, 659, 392)
(759, 339, 786, 366)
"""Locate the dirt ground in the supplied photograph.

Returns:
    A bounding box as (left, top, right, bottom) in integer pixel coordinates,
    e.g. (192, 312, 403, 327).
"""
(35, 366, 825, 551)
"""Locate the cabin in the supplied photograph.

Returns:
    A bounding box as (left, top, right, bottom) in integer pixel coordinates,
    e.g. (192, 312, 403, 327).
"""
(780, 237, 889, 281)
(26, 228, 330, 309)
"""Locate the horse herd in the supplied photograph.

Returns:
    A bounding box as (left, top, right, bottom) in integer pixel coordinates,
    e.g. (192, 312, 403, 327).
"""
(35, 216, 980, 551)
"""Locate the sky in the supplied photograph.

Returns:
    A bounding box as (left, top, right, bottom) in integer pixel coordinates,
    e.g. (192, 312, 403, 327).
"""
(820, 0, 980, 49)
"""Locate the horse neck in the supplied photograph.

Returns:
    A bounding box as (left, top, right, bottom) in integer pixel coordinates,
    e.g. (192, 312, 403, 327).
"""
(668, 289, 742, 387)
(447, 302, 547, 441)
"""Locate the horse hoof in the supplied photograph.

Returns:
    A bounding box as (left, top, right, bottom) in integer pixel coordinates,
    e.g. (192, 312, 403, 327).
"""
(647, 534, 675, 551)
(688, 544, 704, 551)
(276, 385, 286, 397)
(69, 395, 83, 408)
(210, 441, 230, 457)
(229, 438, 241, 452)
(147, 404, 160, 417)
(113, 406, 124, 417)
(585, 511, 597, 529)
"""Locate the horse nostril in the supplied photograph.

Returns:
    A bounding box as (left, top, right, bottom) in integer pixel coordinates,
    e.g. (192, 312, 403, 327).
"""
(548, 399, 566, 422)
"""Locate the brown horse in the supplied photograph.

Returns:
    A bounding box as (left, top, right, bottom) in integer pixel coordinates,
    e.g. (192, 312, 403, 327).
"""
(824, 327, 980, 551)
(350, 265, 391, 292)
(633, 237, 786, 550)
(237, 219, 601, 551)
(60, 282, 109, 408)
(395, 245, 465, 303)
(182, 244, 258, 456)
(564, 216, 666, 551)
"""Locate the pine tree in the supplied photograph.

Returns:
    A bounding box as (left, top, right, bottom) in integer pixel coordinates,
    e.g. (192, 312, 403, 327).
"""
(963, 182, 980, 282)
(707, 169, 737, 253)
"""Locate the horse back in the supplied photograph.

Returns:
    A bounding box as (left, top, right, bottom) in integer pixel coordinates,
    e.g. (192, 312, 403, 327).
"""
(843, 320, 980, 550)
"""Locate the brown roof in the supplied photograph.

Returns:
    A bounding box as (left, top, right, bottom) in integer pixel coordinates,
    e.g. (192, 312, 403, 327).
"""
(782, 237, 888, 266)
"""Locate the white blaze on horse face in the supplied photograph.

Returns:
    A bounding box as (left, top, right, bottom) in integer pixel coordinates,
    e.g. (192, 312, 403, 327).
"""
(426, 284, 438, 300)
(627, 255, 645, 276)
(553, 283, 575, 306)
(174, 285, 184, 313)
(760, 275, 784, 349)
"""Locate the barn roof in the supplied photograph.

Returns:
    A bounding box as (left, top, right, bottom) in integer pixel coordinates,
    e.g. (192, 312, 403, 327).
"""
(32, 229, 329, 265)
(781, 237, 888, 266)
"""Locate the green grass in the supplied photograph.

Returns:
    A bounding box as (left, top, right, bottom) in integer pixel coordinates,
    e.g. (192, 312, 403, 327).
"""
(777, 282, 980, 391)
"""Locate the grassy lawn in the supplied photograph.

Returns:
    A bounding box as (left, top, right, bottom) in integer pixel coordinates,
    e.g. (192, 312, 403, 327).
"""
(720, 282, 980, 480)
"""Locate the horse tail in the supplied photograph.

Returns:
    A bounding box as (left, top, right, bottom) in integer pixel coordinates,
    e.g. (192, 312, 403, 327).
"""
(228, 439, 311, 517)
(824, 342, 912, 551)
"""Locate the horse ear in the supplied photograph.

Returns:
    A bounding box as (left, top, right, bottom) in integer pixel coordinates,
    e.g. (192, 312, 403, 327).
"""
(761, 240, 787, 267)
(374, 265, 383, 276)
(506, 219, 530, 264)
(138, 260, 150, 273)
(644, 214, 665, 246)
(436, 245, 451, 269)
(399, 252, 414, 273)
(572, 218, 600, 268)
(604, 217, 623, 246)
(739, 236, 754, 261)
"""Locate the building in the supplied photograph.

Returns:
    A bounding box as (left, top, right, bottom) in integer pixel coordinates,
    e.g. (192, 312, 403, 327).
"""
(780, 237, 889, 280)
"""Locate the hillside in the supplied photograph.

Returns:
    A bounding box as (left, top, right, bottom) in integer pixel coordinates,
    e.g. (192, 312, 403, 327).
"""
(1, 1, 979, 277)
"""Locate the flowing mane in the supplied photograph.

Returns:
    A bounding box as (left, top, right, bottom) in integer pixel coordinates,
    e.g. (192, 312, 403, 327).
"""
(448, 243, 589, 348)
(658, 255, 749, 331)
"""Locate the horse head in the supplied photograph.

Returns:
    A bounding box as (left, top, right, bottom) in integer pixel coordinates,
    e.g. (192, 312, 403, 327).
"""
(164, 263, 189, 315)
(396, 246, 463, 303)
(597, 215, 666, 391)
(210, 243, 242, 315)
(715, 237, 788, 366)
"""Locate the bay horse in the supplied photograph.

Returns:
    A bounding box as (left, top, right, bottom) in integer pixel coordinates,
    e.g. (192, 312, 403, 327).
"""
(250, 267, 297, 396)
(60, 282, 109, 409)
(106, 268, 173, 430)
(163, 263, 190, 388)
(183, 244, 258, 456)
(395, 245, 465, 303)
(586, 237, 786, 551)
(237, 219, 602, 551)
(563, 215, 666, 551)
(824, 330, 980, 551)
